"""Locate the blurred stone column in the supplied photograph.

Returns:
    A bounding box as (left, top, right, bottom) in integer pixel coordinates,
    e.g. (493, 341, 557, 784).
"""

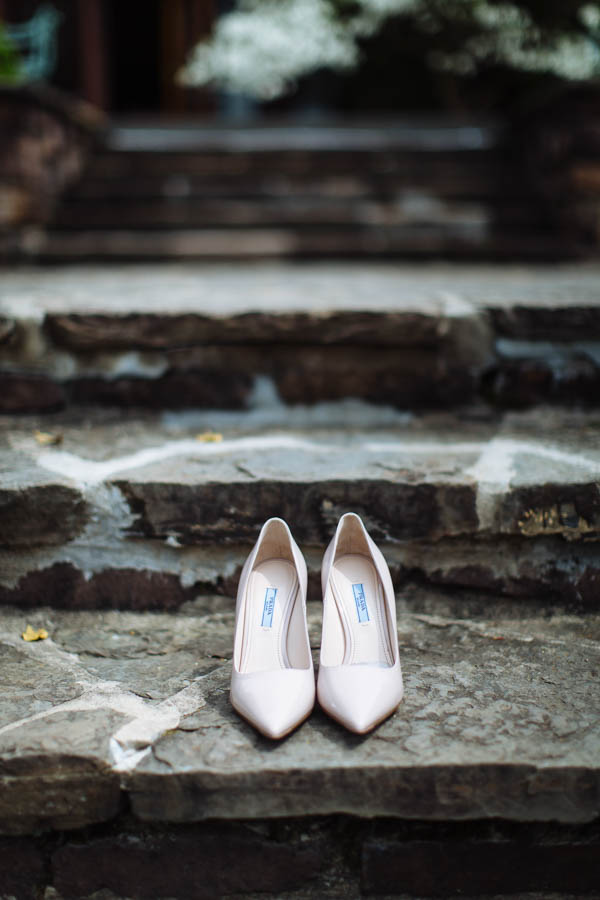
(77, 0, 108, 109)
(161, 0, 216, 113)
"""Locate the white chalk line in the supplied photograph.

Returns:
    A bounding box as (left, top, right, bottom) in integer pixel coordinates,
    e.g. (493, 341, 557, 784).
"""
(0, 635, 206, 773)
(465, 437, 600, 530)
(37, 435, 321, 485)
(37, 436, 485, 486)
(35, 431, 600, 488)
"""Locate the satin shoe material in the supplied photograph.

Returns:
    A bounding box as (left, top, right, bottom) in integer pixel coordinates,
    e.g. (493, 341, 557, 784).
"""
(317, 512, 403, 733)
(231, 517, 315, 739)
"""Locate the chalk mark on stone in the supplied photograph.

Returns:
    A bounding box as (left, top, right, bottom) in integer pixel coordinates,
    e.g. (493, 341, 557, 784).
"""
(0, 633, 207, 773)
(465, 438, 600, 531)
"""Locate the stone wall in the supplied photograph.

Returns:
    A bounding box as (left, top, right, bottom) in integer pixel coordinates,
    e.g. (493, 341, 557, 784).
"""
(0, 84, 103, 250)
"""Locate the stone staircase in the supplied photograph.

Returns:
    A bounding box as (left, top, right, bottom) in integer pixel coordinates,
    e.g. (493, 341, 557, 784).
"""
(1, 262, 600, 898)
(30, 120, 586, 261)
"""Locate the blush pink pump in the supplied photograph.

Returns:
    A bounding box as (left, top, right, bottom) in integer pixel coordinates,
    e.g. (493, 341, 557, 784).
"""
(317, 512, 403, 733)
(230, 517, 315, 739)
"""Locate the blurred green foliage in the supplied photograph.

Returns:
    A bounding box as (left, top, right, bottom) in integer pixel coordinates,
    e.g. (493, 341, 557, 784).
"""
(0, 21, 22, 84)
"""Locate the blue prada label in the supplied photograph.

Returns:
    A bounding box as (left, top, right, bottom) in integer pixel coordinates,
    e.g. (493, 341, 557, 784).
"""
(352, 583, 370, 624)
(261, 587, 277, 627)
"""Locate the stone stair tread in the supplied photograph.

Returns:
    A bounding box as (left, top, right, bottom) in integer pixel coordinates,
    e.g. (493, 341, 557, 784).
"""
(30, 226, 581, 262)
(102, 119, 501, 154)
(52, 196, 499, 230)
(69, 169, 516, 201)
(1, 262, 600, 357)
(0, 595, 598, 833)
(2, 408, 600, 550)
(3, 263, 600, 412)
(85, 152, 503, 181)
(2, 261, 599, 315)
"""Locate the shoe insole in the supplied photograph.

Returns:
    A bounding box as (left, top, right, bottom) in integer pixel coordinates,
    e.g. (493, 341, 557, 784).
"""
(327, 554, 393, 667)
(239, 559, 298, 674)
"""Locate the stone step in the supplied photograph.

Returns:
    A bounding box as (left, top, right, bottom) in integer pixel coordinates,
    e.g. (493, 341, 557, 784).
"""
(102, 119, 502, 154)
(33, 224, 578, 263)
(53, 195, 519, 230)
(69, 165, 518, 201)
(0, 591, 599, 836)
(1, 408, 599, 610)
(1, 262, 600, 413)
(86, 147, 504, 181)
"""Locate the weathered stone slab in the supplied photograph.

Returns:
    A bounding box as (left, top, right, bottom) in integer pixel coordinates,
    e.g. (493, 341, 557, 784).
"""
(0, 836, 46, 898)
(0, 631, 121, 834)
(0, 373, 66, 413)
(398, 535, 600, 609)
(126, 604, 600, 823)
(44, 310, 457, 351)
(0, 409, 599, 626)
(166, 343, 480, 407)
(72, 164, 510, 202)
(118, 477, 477, 546)
(0, 597, 597, 832)
(0, 562, 200, 611)
(500, 481, 600, 539)
(66, 370, 252, 409)
(1, 264, 492, 363)
(0, 452, 88, 548)
(1, 261, 598, 319)
(491, 305, 600, 340)
(109, 428, 600, 545)
(2, 531, 600, 613)
(3, 262, 600, 412)
(101, 121, 501, 154)
(0, 317, 15, 345)
(1, 407, 599, 557)
(0, 483, 87, 547)
(486, 353, 600, 409)
(51, 193, 492, 233)
(0, 603, 231, 833)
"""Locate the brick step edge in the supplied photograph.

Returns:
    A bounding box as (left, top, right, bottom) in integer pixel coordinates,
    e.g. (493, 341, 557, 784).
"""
(3, 818, 600, 899)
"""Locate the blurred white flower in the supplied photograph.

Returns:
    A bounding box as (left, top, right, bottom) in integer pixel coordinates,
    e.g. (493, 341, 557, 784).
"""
(472, 1, 528, 30)
(178, 0, 360, 99)
(178, 0, 600, 100)
(580, 4, 600, 31)
(352, 0, 420, 35)
(179, 0, 424, 98)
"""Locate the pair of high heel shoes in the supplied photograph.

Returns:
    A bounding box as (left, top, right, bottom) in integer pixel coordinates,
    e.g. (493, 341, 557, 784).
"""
(231, 512, 403, 739)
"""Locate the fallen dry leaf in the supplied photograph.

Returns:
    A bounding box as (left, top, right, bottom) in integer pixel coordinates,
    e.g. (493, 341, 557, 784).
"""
(22, 625, 49, 642)
(34, 430, 63, 446)
(195, 431, 222, 443)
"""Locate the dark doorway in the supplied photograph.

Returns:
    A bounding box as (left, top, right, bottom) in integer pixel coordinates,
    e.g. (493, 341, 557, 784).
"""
(105, 0, 161, 113)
